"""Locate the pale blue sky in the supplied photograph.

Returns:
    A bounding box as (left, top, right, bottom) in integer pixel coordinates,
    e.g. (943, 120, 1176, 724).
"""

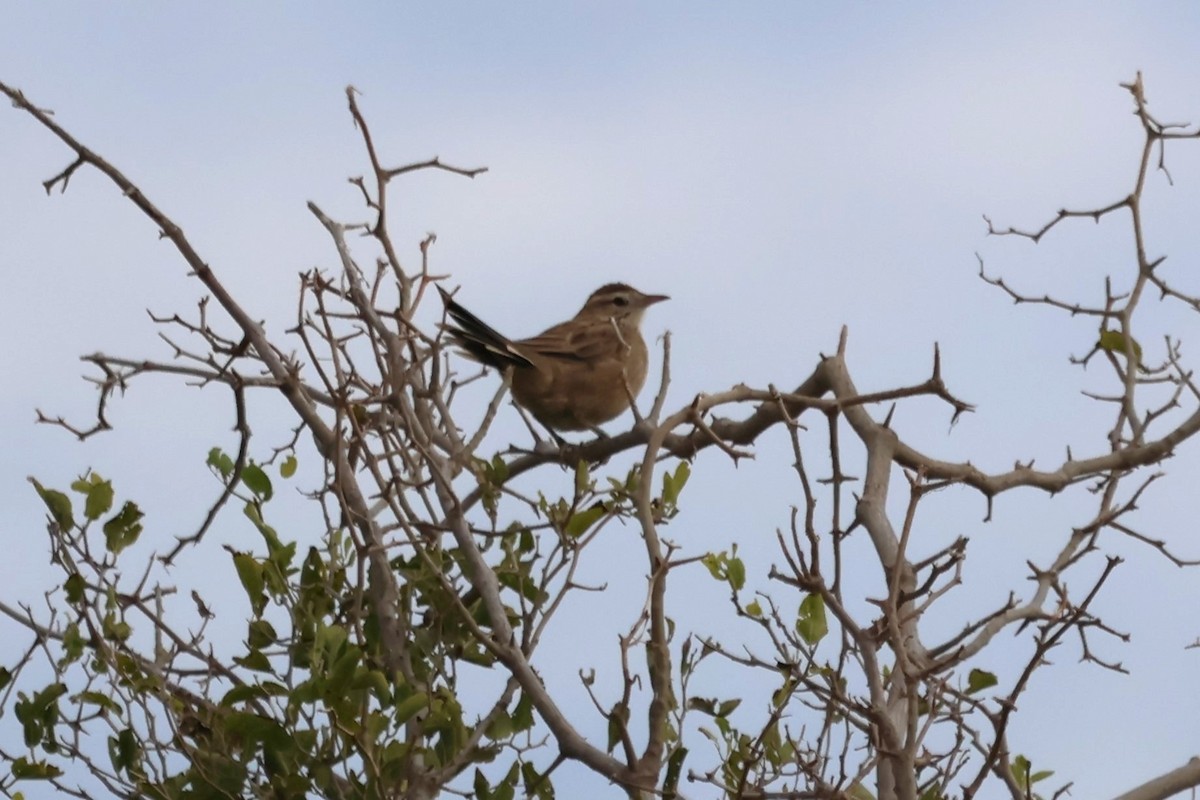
(4, 4, 1200, 798)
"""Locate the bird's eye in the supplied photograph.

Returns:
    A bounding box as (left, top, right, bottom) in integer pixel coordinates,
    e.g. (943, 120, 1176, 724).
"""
(612, 295, 630, 307)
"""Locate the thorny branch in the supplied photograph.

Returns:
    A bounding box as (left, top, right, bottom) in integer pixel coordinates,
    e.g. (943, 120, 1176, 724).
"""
(3, 72, 1200, 800)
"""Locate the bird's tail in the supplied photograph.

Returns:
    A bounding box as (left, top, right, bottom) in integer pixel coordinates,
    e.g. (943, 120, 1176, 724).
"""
(437, 286, 534, 369)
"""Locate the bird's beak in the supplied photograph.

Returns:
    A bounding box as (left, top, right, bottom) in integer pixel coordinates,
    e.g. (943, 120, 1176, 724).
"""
(641, 293, 670, 307)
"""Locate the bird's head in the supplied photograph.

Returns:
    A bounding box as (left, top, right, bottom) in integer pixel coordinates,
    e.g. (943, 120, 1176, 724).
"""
(577, 283, 669, 324)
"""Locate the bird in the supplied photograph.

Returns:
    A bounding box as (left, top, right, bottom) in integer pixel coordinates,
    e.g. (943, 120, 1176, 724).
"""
(437, 282, 669, 432)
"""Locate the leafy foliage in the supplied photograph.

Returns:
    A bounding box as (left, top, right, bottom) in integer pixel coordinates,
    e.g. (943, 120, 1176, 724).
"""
(6, 74, 1200, 800)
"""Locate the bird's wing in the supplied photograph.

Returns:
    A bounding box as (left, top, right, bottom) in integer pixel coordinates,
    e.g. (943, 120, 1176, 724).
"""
(521, 320, 615, 363)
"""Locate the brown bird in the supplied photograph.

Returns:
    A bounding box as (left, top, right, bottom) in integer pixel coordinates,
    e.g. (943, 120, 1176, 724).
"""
(438, 283, 669, 432)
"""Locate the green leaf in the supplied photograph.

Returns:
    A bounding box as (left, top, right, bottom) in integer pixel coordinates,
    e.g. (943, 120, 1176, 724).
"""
(102, 612, 131, 643)
(520, 761, 552, 800)
(300, 546, 325, 587)
(701, 549, 747, 591)
(486, 710, 514, 741)
(243, 502, 286, 554)
(103, 501, 144, 555)
(492, 766, 516, 800)
(474, 769, 492, 800)
(76, 475, 114, 521)
(394, 691, 429, 726)
(574, 459, 592, 495)
(607, 702, 629, 753)
(107, 728, 141, 775)
(327, 647, 363, 696)
(726, 557, 746, 591)
(61, 623, 85, 665)
(232, 552, 267, 616)
(511, 691, 534, 732)
(1098, 328, 1144, 369)
(715, 698, 742, 718)
(772, 676, 801, 705)
(761, 722, 791, 768)
(207, 447, 235, 479)
(564, 505, 607, 538)
(78, 691, 121, 714)
(233, 650, 272, 672)
(1011, 754, 1032, 788)
(247, 620, 277, 649)
(192, 748, 248, 793)
(280, 455, 298, 478)
(489, 454, 510, 482)
(222, 682, 286, 705)
(63, 573, 85, 605)
(353, 669, 392, 702)
(241, 463, 273, 501)
(745, 599, 763, 618)
(15, 683, 67, 749)
(1010, 754, 1054, 788)
(662, 746, 687, 799)
(474, 456, 508, 523)
(796, 593, 828, 644)
(10, 757, 63, 780)
(315, 622, 348, 658)
(662, 461, 691, 506)
(30, 478, 74, 531)
(967, 668, 998, 694)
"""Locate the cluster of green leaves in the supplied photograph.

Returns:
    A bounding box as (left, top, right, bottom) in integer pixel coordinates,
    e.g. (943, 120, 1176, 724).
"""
(690, 522, 855, 797)
(701, 546, 747, 594)
(14, 450, 556, 799)
(470, 755, 554, 800)
(197, 448, 523, 797)
(8, 683, 68, 784)
(701, 543, 828, 647)
(31, 471, 144, 556)
(10, 473, 151, 794)
(688, 685, 795, 796)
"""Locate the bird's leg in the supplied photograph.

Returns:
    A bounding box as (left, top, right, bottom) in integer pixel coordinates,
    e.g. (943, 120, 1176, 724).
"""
(499, 367, 554, 450)
(544, 428, 570, 452)
(506, 401, 570, 456)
